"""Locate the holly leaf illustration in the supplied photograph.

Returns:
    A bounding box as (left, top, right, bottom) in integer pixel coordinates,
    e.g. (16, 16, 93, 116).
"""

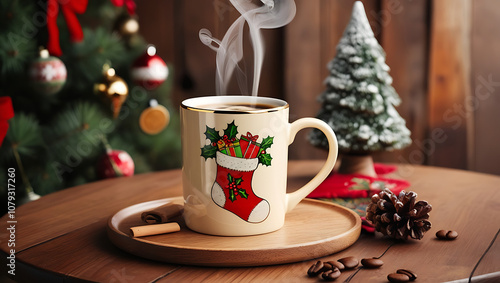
(224, 121, 238, 139)
(238, 189, 248, 199)
(229, 190, 236, 202)
(201, 145, 217, 159)
(228, 173, 234, 183)
(258, 153, 272, 166)
(260, 136, 274, 151)
(205, 126, 221, 143)
(235, 176, 243, 185)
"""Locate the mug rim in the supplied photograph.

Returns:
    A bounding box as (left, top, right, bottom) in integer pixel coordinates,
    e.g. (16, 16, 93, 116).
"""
(181, 95, 289, 114)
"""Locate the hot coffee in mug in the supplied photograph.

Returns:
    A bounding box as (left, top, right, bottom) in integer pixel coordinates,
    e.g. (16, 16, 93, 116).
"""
(181, 96, 338, 236)
(197, 103, 275, 111)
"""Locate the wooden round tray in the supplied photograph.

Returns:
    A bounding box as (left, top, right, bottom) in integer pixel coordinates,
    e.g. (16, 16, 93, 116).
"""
(107, 197, 361, 267)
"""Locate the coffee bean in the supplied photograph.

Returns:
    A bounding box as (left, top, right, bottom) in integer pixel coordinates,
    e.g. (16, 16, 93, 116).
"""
(436, 229, 458, 240)
(338, 256, 359, 269)
(323, 261, 333, 270)
(436, 230, 447, 239)
(307, 261, 324, 277)
(361, 257, 384, 268)
(325, 261, 345, 270)
(446, 230, 458, 240)
(387, 272, 410, 282)
(397, 269, 417, 281)
(322, 268, 341, 281)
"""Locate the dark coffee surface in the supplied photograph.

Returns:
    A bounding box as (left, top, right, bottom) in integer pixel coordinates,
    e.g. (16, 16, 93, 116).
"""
(199, 103, 276, 111)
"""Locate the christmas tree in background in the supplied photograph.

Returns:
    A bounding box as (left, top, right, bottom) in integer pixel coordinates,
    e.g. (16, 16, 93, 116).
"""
(308, 1, 411, 177)
(0, 1, 181, 206)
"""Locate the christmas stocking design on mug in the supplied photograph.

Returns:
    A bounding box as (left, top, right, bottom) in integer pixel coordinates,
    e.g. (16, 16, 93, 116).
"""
(211, 152, 270, 223)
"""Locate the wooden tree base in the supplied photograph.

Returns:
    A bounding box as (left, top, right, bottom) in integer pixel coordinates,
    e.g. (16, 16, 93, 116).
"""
(338, 154, 377, 177)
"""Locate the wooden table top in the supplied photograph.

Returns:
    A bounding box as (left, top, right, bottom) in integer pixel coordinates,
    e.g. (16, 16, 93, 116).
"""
(1, 161, 499, 282)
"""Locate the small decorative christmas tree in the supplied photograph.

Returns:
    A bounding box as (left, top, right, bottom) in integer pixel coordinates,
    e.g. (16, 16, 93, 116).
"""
(309, 1, 411, 177)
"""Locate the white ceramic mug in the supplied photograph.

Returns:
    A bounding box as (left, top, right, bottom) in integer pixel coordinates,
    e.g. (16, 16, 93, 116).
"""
(181, 96, 338, 236)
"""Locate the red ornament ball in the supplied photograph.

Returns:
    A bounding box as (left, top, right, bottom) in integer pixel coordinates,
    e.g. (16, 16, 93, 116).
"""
(29, 49, 67, 95)
(131, 45, 168, 90)
(97, 149, 135, 179)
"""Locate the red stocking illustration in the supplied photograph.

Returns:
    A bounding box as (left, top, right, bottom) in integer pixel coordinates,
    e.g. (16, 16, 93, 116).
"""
(211, 152, 270, 223)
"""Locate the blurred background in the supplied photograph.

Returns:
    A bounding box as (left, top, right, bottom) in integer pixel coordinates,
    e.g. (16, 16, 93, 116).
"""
(138, 0, 499, 175)
(1, 0, 499, 203)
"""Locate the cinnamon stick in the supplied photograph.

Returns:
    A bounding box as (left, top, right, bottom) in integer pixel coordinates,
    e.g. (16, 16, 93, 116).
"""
(130, 222, 181, 237)
(141, 203, 184, 224)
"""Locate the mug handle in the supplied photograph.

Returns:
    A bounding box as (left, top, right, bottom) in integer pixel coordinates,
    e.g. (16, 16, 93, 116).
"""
(285, 118, 338, 213)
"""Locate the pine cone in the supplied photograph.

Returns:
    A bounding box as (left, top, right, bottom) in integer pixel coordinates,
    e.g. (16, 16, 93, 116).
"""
(366, 189, 432, 240)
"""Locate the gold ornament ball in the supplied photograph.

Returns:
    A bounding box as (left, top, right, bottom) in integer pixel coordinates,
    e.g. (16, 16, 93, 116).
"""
(114, 14, 139, 37)
(94, 68, 128, 118)
(139, 100, 170, 135)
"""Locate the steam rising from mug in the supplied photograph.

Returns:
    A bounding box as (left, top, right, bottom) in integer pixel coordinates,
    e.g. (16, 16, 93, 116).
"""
(199, 0, 296, 96)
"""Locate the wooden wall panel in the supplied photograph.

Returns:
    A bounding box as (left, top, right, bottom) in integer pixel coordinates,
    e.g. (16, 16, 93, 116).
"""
(284, 1, 324, 160)
(259, 29, 286, 100)
(176, 0, 219, 103)
(471, 0, 500, 175)
(374, 0, 429, 165)
(427, 0, 472, 170)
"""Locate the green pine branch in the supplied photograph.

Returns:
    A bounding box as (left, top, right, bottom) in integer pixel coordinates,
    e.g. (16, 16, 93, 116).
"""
(1, 113, 43, 159)
(0, 33, 36, 76)
(44, 101, 114, 162)
(0, 1, 36, 78)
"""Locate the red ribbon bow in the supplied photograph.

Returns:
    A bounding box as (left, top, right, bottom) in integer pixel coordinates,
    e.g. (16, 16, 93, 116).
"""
(222, 135, 232, 145)
(47, 0, 88, 56)
(0, 97, 14, 146)
(245, 132, 259, 142)
(110, 0, 136, 15)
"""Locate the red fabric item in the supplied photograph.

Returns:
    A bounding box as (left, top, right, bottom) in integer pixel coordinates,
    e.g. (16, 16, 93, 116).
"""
(0, 122, 9, 145)
(308, 164, 410, 199)
(361, 216, 375, 233)
(110, 0, 136, 15)
(47, 0, 88, 56)
(0, 97, 14, 146)
(0, 97, 14, 120)
(374, 163, 397, 175)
